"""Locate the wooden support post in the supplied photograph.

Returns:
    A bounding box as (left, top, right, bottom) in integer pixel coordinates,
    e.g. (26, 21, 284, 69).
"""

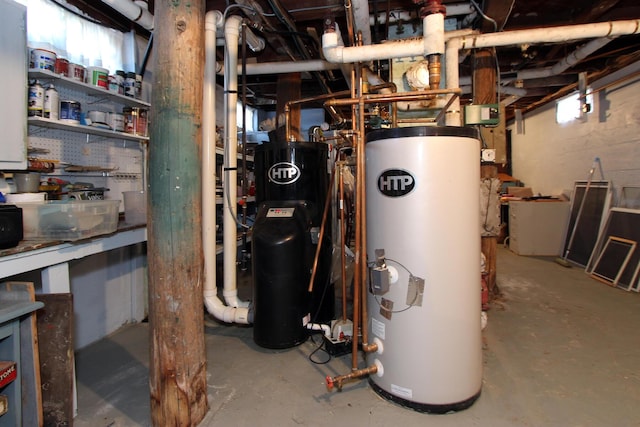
(148, 1, 208, 424)
(474, 49, 500, 298)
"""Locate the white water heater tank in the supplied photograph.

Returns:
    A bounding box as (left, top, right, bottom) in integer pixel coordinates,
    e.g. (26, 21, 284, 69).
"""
(365, 126, 482, 413)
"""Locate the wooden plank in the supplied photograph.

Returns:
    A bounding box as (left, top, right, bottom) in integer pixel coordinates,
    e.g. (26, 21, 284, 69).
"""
(0, 281, 43, 427)
(35, 293, 74, 427)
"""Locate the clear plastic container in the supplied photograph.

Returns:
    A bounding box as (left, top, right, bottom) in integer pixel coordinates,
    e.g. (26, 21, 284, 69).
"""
(18, 200, 120, 241)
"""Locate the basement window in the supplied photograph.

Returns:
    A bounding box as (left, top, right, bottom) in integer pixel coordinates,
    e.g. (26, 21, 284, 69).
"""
(16, 0, 126, 72)
(556, 90, 593, 124)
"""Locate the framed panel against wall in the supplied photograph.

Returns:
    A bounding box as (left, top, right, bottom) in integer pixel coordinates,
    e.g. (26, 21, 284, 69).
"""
(562, 181, 611, 267)
(590, 237, 636, 287)
(586, 208, 640, 291)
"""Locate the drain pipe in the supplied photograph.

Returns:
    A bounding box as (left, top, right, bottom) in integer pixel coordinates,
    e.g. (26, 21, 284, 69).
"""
(215, 59, 341, 76)
(223, 15, 249, 311)
(203, 11, 251, 323)
(516, 37, 614, 80)
(100, 0, 154, 31)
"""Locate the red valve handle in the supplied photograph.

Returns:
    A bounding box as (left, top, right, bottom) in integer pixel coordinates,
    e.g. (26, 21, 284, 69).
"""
(325, 375, 334, 390)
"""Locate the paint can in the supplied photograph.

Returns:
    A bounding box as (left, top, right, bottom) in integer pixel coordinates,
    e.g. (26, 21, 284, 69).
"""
(123, 107, 148, 136)
(87, 110, 108, 125)
(86, 66, 109, 89)
(54, 58, 69, 76)
(108, 112, 125, 132)
(44, 85, 59, 120)
(68, 63, 85, 82)
(59, 100, 81, 124)
(28, 80, 44, 117)
(135, 74, 143, 99)
(30, 48, 57, 72)
(124, 72, 137, 97)
(115, 70, 126, 95)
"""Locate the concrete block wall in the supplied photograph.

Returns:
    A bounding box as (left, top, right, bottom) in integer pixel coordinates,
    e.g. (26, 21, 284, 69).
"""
(507, 60, 640, 204)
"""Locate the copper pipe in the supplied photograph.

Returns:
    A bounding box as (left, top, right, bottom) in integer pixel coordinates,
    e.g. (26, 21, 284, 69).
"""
(284, 83, 397, 140)
(339, 165, 347, 321)
(350, 64, 360, 372)
(325, 88, 462, 107)
(326, 364, 378, 391)
(308, 165, 336, 293)
(358, 96, 370, 349)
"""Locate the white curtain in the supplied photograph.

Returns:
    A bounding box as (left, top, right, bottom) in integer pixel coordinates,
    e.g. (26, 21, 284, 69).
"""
(17, 0, 126, 73)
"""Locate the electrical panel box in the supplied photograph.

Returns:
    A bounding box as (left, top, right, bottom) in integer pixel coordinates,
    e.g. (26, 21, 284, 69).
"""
(464, 104, 500, 126)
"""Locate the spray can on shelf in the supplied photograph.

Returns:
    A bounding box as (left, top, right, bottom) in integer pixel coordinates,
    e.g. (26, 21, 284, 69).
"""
(44, 84, 59, 120)
(28, 80, 44, 117)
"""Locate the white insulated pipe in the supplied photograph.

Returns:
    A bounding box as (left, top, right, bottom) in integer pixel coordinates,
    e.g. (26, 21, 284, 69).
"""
(100, 0, 154, 31)
(215, 59, 341, 76)
(516, 37, 614, 80)
(353, 0, 372, 45)
(445, 37, 462, 126)
(424, 13, 445, 56)
(324, 19, 640, 64)
(203, 11, 250, 324)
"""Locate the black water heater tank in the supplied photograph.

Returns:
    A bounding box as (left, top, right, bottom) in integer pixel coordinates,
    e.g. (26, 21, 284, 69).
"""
(252, 141, 334, 349)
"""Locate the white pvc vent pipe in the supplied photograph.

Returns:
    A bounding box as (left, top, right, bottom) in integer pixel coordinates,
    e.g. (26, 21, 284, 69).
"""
(100, 0, 154, 31)
(202, 11, 251, 324)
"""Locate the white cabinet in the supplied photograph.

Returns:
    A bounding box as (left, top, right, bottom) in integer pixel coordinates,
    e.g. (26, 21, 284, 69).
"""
(0, 0, 27, 170)
(509, 201, 570, 256)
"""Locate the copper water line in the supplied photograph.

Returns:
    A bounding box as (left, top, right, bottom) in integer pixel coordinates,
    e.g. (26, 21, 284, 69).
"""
(339, 165, 348, 321)
(357, 95, 372, 352)
(283, 83, 398, 141)
(325, 87, 462, 107)
(308, 165, 337, 293)
(350, 63, 360, 372)
(325, 364, 378, 391)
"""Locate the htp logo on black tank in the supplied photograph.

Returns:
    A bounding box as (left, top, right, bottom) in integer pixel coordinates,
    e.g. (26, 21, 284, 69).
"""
(377, 169, 415, 197)
(268, 162, 301, 184)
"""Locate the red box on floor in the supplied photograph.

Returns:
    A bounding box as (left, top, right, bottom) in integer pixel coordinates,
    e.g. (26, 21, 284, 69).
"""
(0, 361, 17, 388)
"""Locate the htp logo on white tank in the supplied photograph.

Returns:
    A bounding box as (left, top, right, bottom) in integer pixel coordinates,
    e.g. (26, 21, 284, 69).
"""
(377, 169, 415, 197)
(268, 162, 301, 184)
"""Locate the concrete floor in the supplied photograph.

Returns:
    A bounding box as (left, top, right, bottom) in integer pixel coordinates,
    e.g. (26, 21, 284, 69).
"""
(74, 246, 640, 426)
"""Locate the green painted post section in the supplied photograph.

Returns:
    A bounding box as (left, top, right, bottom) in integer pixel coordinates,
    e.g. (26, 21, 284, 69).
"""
(148, 1, 208, 424)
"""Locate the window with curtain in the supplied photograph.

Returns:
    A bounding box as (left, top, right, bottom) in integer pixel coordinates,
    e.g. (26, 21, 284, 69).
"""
(16, 0, 127, 73)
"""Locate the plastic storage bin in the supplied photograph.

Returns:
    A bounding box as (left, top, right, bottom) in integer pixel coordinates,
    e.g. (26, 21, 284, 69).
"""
(19, 200, 120, 241)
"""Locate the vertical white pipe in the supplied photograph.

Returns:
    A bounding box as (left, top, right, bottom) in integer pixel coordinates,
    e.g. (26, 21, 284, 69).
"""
(424, 13, 445, 56)
(445, 37, 462, 126)
(203, 11, 220, 308)
(202, 11, 250, 324)
(223, 16, 243, 308)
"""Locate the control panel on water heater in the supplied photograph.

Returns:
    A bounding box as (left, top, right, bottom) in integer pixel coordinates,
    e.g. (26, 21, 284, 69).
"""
(265, 207, 295, 218)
